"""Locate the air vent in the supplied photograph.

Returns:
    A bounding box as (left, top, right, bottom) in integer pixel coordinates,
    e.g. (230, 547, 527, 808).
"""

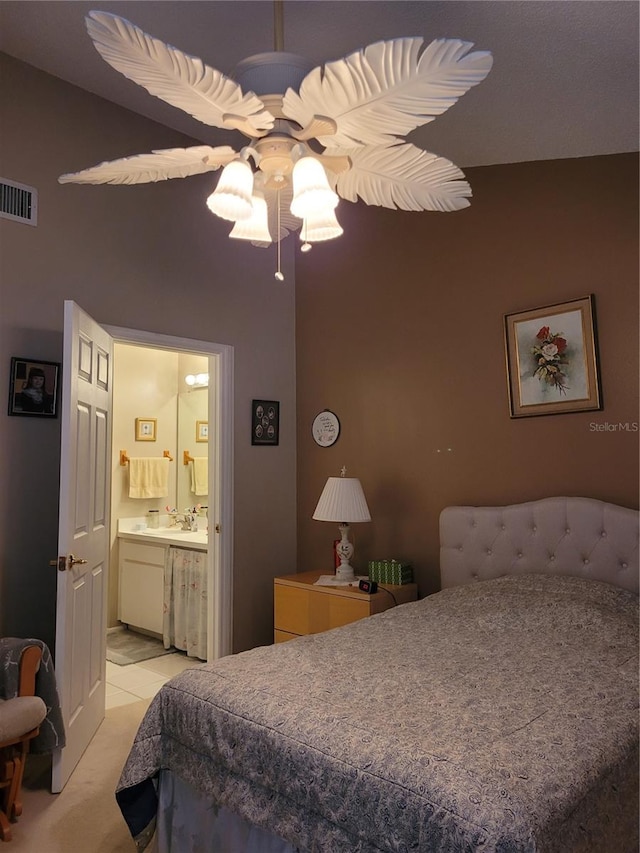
(0, 178, 38, 226)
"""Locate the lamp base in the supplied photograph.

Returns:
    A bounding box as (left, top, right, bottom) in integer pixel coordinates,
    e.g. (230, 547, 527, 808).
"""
(335, 563, 356, 583)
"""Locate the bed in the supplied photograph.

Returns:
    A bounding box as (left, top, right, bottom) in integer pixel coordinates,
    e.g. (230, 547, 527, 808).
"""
(116, 496, 639, 852)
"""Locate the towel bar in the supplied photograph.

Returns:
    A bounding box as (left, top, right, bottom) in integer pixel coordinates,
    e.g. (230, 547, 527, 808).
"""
(120, 449, 173, 466)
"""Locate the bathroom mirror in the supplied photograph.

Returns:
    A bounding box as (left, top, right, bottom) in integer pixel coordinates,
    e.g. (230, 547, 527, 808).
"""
(112, 345, 209, 518)
(177, 355, 209, 512)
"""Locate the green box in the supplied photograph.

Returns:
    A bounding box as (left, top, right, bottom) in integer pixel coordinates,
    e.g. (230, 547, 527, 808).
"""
(368, 559, 413, 585)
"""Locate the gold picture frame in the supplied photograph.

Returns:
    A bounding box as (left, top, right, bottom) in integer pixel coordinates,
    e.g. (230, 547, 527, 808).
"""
(196, 420, 209, 443)
(135, 417, 157, 441)
(504, 295, 601, 418)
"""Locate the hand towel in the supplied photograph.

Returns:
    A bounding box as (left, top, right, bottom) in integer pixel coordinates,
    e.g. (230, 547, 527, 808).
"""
(190, 458, 208, 496)
(129, 457, 169, 499)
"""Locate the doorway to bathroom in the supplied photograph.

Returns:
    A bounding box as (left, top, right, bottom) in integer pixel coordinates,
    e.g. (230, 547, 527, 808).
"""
(108, 343, 208, 677)
(103, 325, 234, 675)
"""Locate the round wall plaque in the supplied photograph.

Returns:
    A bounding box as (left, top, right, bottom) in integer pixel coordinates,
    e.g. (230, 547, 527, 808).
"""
(312, 410, 340, 447)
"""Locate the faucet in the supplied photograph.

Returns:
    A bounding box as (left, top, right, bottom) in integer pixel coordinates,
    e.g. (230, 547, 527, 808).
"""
(177, 512, 198, 532)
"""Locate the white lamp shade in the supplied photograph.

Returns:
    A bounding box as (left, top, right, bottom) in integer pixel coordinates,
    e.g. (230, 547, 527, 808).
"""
(301, 208, 343, 243)
(290, 156, 339, 220)
(206, 159, 254, 222)
(312, 477, 371, 523)
(230, 192, 272, 242)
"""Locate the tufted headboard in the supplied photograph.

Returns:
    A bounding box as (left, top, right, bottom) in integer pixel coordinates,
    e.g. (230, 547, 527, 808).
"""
(440, 496, 639, 594)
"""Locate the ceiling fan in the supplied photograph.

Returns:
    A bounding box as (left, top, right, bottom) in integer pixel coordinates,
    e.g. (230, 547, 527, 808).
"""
(59, 6, 493, 277)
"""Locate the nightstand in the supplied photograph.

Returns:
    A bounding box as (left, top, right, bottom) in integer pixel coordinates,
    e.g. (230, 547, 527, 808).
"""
(274, 570, 418, 642)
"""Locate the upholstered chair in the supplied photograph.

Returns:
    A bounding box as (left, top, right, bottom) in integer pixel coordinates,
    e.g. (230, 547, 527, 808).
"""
(0, 644, 46, 842)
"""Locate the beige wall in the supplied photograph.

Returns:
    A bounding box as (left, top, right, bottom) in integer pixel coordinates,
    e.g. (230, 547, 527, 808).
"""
(295, 154, 639, 595)
(0, 54, 297, 653)
(112, 345, 180, 521)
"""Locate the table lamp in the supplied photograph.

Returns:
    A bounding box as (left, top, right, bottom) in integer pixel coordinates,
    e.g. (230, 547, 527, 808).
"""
(312, 468, 371, 582)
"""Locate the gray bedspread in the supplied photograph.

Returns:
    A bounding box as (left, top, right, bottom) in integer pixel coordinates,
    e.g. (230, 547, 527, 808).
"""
(117, 574, 639, 852)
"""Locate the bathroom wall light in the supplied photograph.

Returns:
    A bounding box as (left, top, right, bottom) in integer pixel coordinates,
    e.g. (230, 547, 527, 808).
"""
(185, 373, 209, 388)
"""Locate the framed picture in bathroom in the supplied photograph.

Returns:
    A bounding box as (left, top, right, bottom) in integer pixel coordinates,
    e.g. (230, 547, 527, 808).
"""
(196, 420, 208, 442)
(8, 356, 60, 418)
(135, 417, 157, 441)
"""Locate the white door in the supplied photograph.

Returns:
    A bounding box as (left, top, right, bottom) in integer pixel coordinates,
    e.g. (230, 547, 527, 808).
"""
(52, 301, 113, 792)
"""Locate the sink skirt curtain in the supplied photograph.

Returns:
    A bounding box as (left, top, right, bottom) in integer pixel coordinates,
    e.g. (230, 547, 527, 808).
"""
(163, 548, 207, 660)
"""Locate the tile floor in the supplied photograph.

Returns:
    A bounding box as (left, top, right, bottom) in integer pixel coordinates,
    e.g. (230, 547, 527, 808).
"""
(106, 652, 203, 709)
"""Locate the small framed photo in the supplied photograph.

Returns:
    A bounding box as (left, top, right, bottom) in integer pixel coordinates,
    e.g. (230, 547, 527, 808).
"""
(196, 420, 209, 443)
(251, 399, 279, 446)
(8, 357, 60, 418)
(135, 417, 157, 441)
(504, 295, 601, 418)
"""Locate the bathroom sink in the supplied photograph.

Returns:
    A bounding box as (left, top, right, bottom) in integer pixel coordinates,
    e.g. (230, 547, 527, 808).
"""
(118, 526, 208, 549)
(142, 527, 190, 534)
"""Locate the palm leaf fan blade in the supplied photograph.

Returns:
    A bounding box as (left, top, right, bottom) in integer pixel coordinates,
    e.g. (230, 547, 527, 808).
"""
(331, 144, 471, 212)
(283, 37, 492, 148)
(86, 11, 274, 134)
(58, 146, 237, 185)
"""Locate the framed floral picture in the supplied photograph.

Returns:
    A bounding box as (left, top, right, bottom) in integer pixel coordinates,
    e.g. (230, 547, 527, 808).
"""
(504, 296, 601, 418)
(135, 417, 157, 441)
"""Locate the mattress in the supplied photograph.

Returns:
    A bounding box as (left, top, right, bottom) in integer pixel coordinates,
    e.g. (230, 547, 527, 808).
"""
(116, 573, 639, 852)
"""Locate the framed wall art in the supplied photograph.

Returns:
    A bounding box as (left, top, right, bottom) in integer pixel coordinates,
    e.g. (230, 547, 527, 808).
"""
(312, 410, 340, 447)
(196, 420, 209, 442)
(8, 357, 60, 418)
(135, 417, 157, 441)
(504, 295, 601, 418)
(251, 400, 279, 446)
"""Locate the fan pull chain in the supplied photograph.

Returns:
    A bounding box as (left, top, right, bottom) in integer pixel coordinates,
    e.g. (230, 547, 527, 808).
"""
(301, 219, 312, 253)
(275, 189, 284, 281)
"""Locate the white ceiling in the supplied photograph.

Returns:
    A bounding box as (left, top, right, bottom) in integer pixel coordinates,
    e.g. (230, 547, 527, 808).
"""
(1, 1, 638, 168)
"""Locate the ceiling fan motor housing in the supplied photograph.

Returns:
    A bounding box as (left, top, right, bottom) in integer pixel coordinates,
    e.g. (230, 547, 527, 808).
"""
(232, 52, 315, 98)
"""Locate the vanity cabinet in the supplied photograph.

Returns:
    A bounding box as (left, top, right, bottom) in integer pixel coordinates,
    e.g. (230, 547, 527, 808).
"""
(118, 540, 166, 635)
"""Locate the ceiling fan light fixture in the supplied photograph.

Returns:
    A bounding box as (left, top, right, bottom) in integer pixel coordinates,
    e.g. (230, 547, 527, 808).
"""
(229, 190, 272, 243)
(59, 12, 494, 273)
(290, 156, 339, 220)
(206, 158, 254, 221)
(301, 208, 343, 243)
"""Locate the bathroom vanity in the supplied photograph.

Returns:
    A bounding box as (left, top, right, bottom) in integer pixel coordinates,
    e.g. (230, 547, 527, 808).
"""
(117, 518, 207, 636)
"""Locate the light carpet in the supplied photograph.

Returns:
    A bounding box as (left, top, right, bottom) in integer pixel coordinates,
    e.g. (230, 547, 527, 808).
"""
(10, 699, 151, 852)
(107, 627, 171, 666)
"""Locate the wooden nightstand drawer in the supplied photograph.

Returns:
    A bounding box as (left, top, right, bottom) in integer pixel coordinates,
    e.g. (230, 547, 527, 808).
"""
(275, 583, 370, 636)
(274, 570, 418, 642)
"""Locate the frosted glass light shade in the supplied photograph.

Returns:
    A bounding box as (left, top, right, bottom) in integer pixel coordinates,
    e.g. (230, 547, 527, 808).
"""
(312, 477, 371, 523)
(290, 156, 339, 219)
(230, 192, 272, 242)
(206, 159, 254, 222)
(301, 208, 343, 243)
(185, 373, 208, 387)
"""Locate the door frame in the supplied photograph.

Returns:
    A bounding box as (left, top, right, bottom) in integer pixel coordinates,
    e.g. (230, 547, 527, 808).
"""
(104, 324, 234, 660)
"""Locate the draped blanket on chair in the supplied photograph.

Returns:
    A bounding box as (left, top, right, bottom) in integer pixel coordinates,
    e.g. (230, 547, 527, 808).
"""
(0, 638, 65, 753)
